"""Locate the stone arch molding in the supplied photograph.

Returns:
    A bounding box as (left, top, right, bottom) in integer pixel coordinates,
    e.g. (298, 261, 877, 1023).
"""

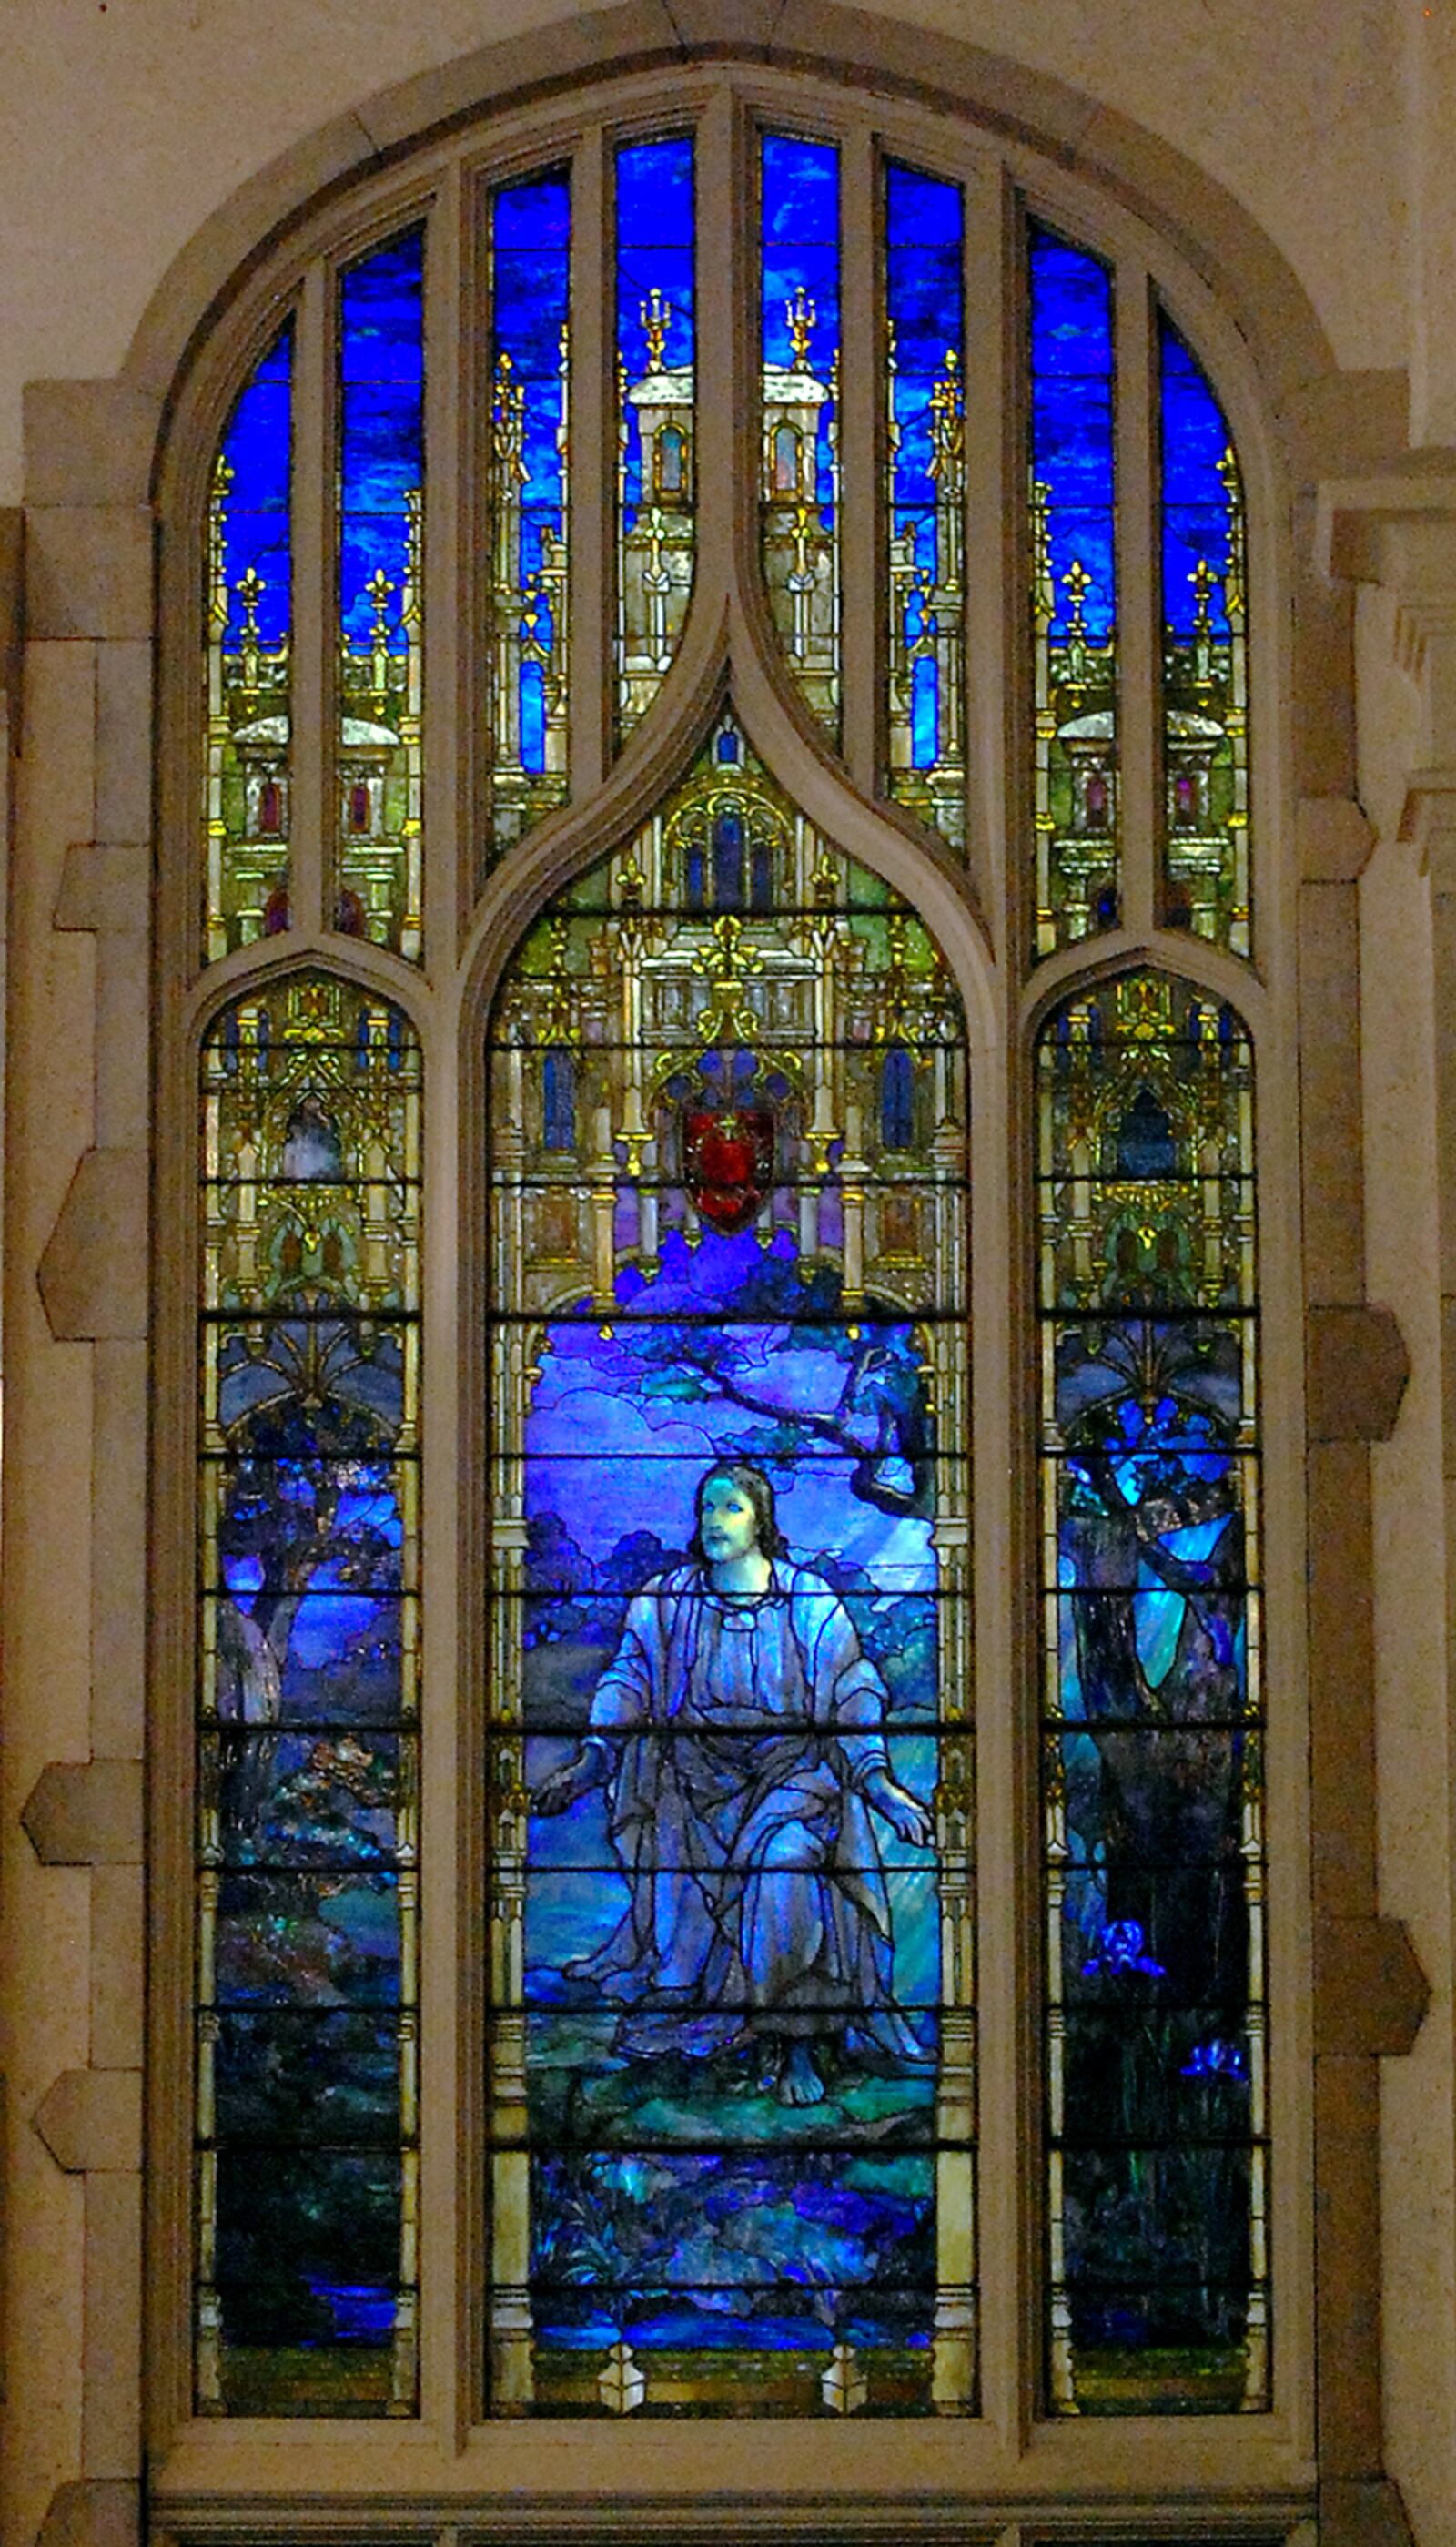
(19, 0, 1373, 520)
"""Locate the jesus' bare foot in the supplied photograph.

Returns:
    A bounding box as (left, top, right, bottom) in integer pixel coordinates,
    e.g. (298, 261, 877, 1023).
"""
(775, 2039, 826, 2106)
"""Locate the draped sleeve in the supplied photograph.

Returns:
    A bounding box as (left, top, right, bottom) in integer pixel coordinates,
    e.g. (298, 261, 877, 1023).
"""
(785, 1566, 893, 1786)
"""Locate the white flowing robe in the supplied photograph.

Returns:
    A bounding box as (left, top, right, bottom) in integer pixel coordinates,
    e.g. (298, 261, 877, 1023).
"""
(571, 1561, 931, 2063)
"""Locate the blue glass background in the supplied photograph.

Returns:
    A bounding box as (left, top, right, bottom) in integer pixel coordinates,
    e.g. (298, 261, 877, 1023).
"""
(1161, 318, 1235, 639)
(885, 164, 962, 553)
(339, 230, 424, 649)
(509, 1223, 946, 2350)
(761, 134, 839, 516)
(886, 165, 963, 775)
(217, 322, 292, 649)
(1028, 229, 1116, 641)
(493, 171, 570, 604)
(617, 136, 694, 530)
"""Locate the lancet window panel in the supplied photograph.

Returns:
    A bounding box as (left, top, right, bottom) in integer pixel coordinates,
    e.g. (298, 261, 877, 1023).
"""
(884, 163, 966, 852)
(760, 134, 842, 745)
(196, 976, 421, 2418)
(337, 228, 426, 959)
(1035, 971, 1267, 2417)
(203, 322, 294, 961)
(483, 713, 974, 2418)
(616, 133, 696, 744)
(487, 167, 571, 858)
(1028, 227, 1120, 958)
(1158, 316, 1250, 954)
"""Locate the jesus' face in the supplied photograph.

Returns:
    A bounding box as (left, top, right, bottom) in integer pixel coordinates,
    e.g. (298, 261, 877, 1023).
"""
(697, 1474, 761, 1566)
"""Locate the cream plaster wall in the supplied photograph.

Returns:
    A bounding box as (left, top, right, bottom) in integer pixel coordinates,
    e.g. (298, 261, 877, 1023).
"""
(0, 0, 1419, 506)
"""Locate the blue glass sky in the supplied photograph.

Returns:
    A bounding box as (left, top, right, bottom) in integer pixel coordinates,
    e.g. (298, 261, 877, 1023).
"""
(762, 134, 839, 518)
(886, 164, 963, 561)
(1160, 317, 1238, 639)
(1028, 228, 1116, 643)
(493, 170, 571, 595)
(339, 230, 425, 651)
(617, 135, 694, 526)
(217, 321, 292, 650)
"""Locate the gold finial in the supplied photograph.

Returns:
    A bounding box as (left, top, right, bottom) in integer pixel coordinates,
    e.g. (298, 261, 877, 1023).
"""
(235, 565, 265, 640)
(366, 567, 396, 645)
(640, 288, 672, 372)
(1189, 555, 1217, 638)
(785, 285, 817, 370)
(1062, 558, 1092, 636)
(929, 350, 964, 480)
(491, 350, 525, 472)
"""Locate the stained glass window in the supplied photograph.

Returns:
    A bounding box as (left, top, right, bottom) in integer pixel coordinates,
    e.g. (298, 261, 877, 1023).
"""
(337, 230, 425, 957)
(616, 136, 695, 742)
(484, 713, 973, 2415)
(761, 136, 841, 743)
(1036, 972, 1267, 2414)
(197, 977, 421, 2415)
(1029, 228, 1118, 955)
(185, 105, 1278, 2454)
(205, 322, 293, 959)
(885, 165, 965, 849)
(1159, 318, 1249, 952)
(488, 171, 571, 856)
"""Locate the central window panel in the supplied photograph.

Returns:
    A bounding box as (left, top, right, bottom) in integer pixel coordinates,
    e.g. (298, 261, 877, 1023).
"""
(483, 715, 973, 2414)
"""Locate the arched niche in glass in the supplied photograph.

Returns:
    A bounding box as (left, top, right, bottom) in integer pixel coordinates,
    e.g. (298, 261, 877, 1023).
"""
(196, 974, 421, 2415)
(1035, 969, 1267, 2415)
(484, 710, 974, 2416)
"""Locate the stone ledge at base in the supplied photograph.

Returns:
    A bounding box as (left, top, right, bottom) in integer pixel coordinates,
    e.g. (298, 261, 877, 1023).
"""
(1315, 1916, 1431, 2057)
(1306, 1304, 1410, 1443)
(31, 2069, 142, 2175)
(36, 1148, 147, 1341)
(34, 2481, 138, 2547)
(1320, 2478, 1417, 2547)
(22, 1759, 143, 1864)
